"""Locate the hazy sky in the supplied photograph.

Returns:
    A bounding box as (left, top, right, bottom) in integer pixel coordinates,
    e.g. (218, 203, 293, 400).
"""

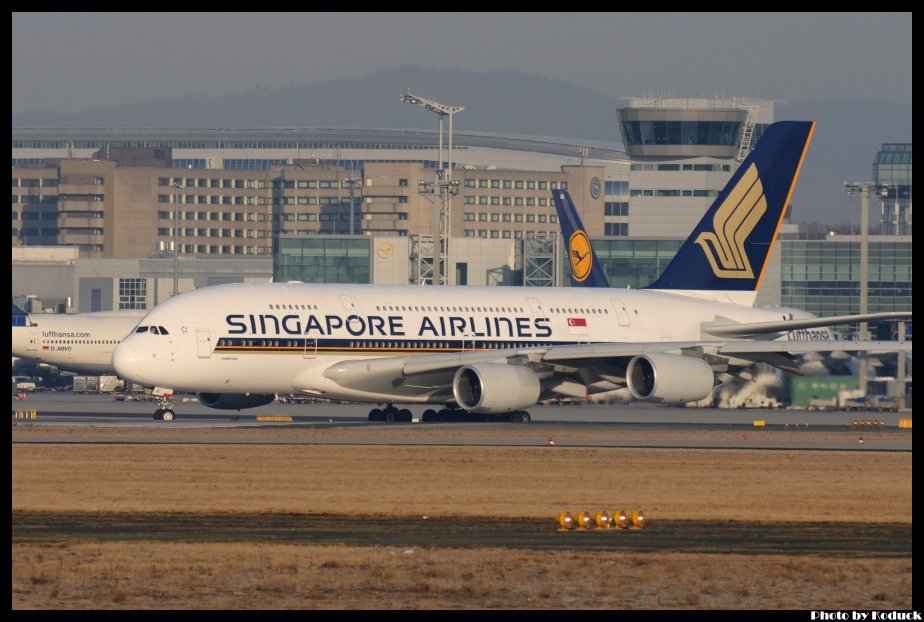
(12, 12, 911, 115)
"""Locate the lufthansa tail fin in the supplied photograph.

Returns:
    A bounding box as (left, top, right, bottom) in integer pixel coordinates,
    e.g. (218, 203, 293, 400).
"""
(648, 120, 815, 305)
(12, 302, 31, 327)
(551, 188, 611, 288)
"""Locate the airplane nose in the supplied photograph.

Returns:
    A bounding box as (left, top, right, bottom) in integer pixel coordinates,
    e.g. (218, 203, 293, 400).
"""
(112, 339, 147, 384)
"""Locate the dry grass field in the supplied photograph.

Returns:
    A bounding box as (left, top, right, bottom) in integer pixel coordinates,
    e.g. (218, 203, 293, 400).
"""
(12, 424, 913, 609)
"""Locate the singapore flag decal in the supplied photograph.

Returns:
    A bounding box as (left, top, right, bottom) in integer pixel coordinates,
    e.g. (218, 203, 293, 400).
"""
(567, 317, 587, 334)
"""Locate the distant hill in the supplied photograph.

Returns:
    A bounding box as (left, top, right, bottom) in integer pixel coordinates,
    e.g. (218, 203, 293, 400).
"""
(12, 66, 911, 225)
(11, 66, 624, 143)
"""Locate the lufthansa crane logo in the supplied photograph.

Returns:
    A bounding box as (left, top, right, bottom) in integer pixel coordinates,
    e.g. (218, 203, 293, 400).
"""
(568, 230, 593, 282)
(376, 242, 394, 260)
(694, 163, 766, 279)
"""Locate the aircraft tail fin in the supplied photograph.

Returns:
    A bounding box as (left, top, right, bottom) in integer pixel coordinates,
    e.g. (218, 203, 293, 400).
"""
(647, 120, 816, 305)
(551, 188, 611, 287)
(12, 302, 30, 327)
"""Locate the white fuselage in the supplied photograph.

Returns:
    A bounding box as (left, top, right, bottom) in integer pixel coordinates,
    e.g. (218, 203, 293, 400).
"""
(11, 311, 145, 374)
(113, 282, 814, 402)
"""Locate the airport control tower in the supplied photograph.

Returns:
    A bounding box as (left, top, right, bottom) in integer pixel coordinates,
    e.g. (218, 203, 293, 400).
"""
(874, 143, 912, 236)
(615, 96, 776, 238)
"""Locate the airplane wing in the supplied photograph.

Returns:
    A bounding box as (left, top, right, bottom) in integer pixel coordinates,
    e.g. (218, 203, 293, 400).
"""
(703, 311, 912, 338)
(314, 338, 911, 405)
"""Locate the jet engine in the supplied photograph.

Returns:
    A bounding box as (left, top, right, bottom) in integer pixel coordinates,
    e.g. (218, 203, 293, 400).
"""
(452, 363, 540, 414)
(626, 353, 714, 404)
(196, 392, 277, 410)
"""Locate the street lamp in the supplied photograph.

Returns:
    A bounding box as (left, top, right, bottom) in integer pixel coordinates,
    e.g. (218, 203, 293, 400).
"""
(401, 90, 464, 285)
(844, 181, 891, 396)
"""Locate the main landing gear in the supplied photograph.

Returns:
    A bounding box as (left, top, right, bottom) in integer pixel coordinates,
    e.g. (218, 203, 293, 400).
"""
(368, 404, 413, 423)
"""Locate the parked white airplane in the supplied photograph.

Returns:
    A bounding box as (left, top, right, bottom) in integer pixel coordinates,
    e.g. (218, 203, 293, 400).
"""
(11, 304, 145, 374)
(112, 121, 912, 422)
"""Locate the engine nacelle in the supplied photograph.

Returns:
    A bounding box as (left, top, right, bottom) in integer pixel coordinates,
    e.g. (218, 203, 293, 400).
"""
(626, 353, 714, 404)
(196, 392, 277, 410)
(452, 363, 540, 414)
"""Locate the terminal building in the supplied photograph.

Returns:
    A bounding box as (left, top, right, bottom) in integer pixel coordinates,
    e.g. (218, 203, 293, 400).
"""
(11, 98, 911, 326)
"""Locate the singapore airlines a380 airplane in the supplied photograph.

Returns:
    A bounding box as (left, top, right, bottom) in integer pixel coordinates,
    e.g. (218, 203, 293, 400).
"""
(112, 121, 911, 422)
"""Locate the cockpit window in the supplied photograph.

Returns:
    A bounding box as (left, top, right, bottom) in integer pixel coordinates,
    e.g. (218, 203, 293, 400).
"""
(134, 324, 169, 335)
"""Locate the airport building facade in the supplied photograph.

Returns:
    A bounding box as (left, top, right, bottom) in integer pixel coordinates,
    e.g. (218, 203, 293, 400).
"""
(12, 97, 774, 260)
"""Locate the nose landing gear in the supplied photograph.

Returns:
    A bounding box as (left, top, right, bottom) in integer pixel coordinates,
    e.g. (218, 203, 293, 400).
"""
(153, 393, 176, 421)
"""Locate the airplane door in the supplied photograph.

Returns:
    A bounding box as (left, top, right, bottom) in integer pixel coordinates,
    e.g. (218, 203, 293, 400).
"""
(526, 297, 544, 317)
(610, 298, 632, 327)
(196, 330, 212, 358)
(28, 333, 39, 352)
(340, 295, 360, 316)
(303, 337, 317, 359)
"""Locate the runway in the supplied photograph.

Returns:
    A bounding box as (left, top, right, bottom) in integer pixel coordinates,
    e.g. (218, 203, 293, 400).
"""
(12, 392, 913, 451)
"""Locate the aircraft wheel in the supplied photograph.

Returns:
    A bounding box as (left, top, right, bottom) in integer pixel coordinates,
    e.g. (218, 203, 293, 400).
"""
(421, 409, 437, 422)
(384, 409, 396, 423)
(161, 409, 175, 422)
(398, 408, 412, 422)
(153, 408, 164, 420)
(514, 411, 531, 424)
(369, 408, 383, 422)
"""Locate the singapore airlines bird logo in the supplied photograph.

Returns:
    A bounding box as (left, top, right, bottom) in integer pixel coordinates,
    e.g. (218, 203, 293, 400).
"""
(694, 163, 766, 279)
(568, 230, 593, 282)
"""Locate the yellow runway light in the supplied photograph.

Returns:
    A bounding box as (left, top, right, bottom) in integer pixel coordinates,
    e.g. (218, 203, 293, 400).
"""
(630, 509, 647, 529)
(594, 510, 612, 528)
(612, 509, 629, 529)
(556, 512, 574, 530)
(574, 510, 593, 529)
